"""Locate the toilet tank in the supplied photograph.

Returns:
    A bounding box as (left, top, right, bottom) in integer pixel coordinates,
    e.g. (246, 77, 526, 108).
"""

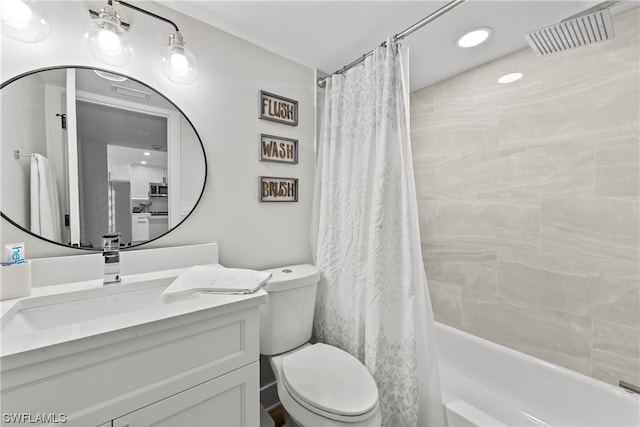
(259, 264, 320, 355)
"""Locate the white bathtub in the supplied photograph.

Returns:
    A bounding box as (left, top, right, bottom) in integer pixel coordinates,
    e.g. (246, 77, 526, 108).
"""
(435, 322, 640, 427)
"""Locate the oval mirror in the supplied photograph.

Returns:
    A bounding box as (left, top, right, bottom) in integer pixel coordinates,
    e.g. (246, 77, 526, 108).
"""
(1, 67, 206, 250)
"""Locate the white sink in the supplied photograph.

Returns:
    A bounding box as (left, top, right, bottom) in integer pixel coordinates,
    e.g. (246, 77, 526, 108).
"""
(0, 266, 265, 358)
(2, 269, 176, 342)
(4, 281, 169, 332)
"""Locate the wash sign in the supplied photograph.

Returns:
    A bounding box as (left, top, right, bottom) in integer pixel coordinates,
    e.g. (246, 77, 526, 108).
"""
(260, 134, 298, 164)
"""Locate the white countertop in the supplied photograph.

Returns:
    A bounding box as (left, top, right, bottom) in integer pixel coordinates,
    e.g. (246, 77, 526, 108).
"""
(1, 266, 266, 359)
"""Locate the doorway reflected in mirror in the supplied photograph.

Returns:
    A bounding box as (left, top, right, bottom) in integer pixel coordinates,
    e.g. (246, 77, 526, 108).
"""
(1, 67, 206, 250)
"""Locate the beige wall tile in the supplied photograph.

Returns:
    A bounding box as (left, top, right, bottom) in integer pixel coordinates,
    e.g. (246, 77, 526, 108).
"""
(423, 199, 540, 250)
(463, 135, 595, 199)
(497, 249, 639, 327)
(411, 6, 640, 387)
(592, 319, 640, 387)
(595, 125, 640, 197)
(461, 289, 593, 375)
(427, 279, 462, 329)
(541, 197, 639, 261)
(412, 153, 463, 200)
(423, 240, 497, 293)
(410, 85, 434, 118)
(411, 108, 499, 156)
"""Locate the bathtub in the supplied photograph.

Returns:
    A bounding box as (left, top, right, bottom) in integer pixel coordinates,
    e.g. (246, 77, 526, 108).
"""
(435, 322, 640, 427)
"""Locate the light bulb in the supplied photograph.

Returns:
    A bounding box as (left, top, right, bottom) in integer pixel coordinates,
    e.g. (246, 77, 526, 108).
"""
(3, 0, 31, 28)
(170, 52, 189, 76)
(0, 0, 50, 42)
(97, 28, 122, 55)
(83, 4, 133, 67)
(161, 31, 199, 85)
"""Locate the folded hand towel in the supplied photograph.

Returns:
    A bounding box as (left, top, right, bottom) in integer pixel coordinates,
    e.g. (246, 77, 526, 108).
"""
(161, 264, 271, 304)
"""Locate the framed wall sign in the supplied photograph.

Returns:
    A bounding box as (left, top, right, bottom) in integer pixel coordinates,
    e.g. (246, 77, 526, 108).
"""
(260, 90, 298, 126)
(260, 134, 298, 164)
(260, 176, 298, 202)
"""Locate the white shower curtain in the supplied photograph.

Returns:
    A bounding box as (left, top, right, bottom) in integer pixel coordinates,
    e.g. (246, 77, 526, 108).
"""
(311, 39, 444, 426)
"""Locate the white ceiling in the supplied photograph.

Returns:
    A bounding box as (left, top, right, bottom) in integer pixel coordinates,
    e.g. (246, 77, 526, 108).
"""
(160, 0, 635, 92)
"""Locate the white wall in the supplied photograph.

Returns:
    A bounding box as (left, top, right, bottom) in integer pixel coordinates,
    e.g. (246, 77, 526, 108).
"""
(1, 1, 316, 270)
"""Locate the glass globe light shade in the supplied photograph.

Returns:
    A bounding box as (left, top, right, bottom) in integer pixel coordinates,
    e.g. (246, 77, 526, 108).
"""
(83, 5, 133, 67)
(0, 0, 50, 42)
(161, 32, 199, 85)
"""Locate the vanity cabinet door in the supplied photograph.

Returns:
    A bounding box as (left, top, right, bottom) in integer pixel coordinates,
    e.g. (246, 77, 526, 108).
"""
(112, 361, 259, 427)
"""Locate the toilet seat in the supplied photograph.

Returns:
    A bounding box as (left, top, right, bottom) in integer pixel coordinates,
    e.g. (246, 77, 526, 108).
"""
(281, 343, 379, 423)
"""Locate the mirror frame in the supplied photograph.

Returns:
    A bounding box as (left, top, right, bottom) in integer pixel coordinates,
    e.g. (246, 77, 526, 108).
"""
(1, 65, 208, 251)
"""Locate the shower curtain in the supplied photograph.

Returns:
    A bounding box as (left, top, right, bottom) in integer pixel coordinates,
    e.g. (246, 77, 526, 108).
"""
(311, 39, 444, 426)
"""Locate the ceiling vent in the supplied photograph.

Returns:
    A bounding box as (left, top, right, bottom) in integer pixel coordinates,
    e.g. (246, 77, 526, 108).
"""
(111, 84, 152, 100)
(524, 8, 614, 56)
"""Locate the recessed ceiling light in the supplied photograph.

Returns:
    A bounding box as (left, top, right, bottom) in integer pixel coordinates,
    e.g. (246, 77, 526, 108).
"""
(456, 27, 492, 48)
(143, 152, 150, 156)
(141, 161, 147, 165)
(498, 72, 524, 84)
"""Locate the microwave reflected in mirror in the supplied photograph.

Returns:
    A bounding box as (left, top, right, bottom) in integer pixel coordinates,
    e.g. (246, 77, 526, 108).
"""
(1, 67, 206, 250)
(150, 183, 168, 197)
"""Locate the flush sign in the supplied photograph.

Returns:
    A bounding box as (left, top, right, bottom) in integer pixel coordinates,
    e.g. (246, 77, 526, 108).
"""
(259, 91, 298, 126)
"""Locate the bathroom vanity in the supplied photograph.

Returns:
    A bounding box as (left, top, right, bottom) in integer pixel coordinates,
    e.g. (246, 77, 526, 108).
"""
(0, 244, 265, 426)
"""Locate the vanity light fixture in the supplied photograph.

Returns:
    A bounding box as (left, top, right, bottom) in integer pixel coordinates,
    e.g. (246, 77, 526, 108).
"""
(161, 31, 199, 85)
(456, 27, 492, 48)
(84, 2, 133, 67)
(498, 72, 523, 84)
(85, 0, 199, 84)
(0, 0, 50, 42)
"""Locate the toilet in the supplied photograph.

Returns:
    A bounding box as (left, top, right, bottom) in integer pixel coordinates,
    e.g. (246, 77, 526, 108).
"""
(260, 264, 382, 427)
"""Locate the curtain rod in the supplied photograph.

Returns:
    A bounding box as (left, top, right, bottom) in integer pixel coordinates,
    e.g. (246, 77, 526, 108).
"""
(317, 0, 468, 88)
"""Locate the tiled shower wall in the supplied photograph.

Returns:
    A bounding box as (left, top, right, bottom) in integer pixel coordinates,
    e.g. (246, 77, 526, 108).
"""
(411, 7, 639, 386)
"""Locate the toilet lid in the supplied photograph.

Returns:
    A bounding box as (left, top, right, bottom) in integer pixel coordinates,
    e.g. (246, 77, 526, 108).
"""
(282, 343, 378, 418)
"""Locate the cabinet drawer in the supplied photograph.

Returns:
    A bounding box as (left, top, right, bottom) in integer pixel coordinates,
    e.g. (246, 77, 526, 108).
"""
(132, 215, 150, 241)
(1, 307, 260, 424)
(113, 362, 259, 427)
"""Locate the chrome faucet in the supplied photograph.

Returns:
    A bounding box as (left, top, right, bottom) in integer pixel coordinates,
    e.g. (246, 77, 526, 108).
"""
(102, 233, 121, 284)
